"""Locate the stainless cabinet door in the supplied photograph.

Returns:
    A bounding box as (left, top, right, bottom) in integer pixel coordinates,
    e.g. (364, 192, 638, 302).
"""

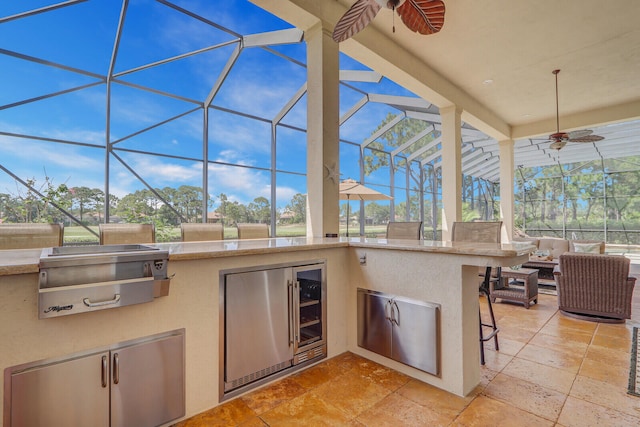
(110, 333, 185, 427)
(225, 268, 292, 384)
(391, 296, 439, 375)
(9, 351, 110, 427)
(357, 289, 392, 358)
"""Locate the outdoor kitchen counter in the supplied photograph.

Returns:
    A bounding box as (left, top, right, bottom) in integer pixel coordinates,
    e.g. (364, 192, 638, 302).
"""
(158, 236, 532, 262)
(0, 237, 533, 276)
(0, 237, 534, 422)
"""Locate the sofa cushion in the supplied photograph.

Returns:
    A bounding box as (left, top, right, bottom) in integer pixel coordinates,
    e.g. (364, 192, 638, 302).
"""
(538, 237, 570, 259)
(513, 237, 540, 248)
(569, 240, 605, 254)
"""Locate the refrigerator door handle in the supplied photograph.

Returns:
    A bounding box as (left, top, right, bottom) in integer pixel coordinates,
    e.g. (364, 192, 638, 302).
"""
(293, 280, 300, 343)
(288, 280, 294, 345)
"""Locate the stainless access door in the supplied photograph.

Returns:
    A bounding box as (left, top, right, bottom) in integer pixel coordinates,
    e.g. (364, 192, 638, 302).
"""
(110, 333, 185, 427)
(357, 289, 392, 357)
(391, 296, 439, 375)
(225, 267, 292, 387)
(9, 351, 110, 427)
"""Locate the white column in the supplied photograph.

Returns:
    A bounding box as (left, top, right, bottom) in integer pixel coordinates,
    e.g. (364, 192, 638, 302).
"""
(498, 139, 515, 242)
(305, 24, 340, 237)
(440, 105, 462, 241)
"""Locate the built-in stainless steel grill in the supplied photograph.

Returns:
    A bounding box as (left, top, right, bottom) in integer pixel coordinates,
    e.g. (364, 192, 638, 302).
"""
(38, 244, 171, 319)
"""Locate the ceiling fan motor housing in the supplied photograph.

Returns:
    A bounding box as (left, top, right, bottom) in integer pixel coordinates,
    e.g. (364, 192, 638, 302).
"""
(549, 132, 569, 142)
(375, 0, 406, 8)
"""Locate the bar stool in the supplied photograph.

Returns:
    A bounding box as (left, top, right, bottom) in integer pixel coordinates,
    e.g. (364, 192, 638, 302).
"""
(479, 266, 500, 365)
(236, 223, 269, 239)
(99, 223, 155, 245)
(0, 223, 64, 249)
(451, 221, 502, 365)
(181, 223, 223, 242)
(385, 221, 423, 240)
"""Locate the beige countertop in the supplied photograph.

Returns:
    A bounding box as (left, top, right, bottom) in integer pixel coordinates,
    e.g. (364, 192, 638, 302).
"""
(0, 237, 535, 277)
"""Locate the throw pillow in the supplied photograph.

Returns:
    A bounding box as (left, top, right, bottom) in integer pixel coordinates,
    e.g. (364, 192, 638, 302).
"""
(573, 242, 601, 253)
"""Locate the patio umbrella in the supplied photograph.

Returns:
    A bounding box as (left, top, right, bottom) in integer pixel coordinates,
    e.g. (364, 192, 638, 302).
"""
(339, 179, 392, 236)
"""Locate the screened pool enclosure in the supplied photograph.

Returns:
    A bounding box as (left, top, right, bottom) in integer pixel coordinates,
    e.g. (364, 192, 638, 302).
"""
(1, 0, 640, 244)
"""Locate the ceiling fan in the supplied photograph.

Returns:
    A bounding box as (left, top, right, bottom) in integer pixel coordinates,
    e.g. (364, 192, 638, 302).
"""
(547, 69, 604, 150)
(332, 0, 445, 43)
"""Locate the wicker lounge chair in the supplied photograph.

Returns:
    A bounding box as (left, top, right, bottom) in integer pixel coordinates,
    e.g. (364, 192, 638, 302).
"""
(554, 253, 636, 323)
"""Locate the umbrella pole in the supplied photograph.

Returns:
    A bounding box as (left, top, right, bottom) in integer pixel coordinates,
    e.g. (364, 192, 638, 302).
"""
(346, 195, 350, 237)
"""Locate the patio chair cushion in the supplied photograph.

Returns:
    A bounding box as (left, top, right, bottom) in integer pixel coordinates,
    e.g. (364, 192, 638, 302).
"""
(538, 237, 570, 259)
(569, 240, 605, 254)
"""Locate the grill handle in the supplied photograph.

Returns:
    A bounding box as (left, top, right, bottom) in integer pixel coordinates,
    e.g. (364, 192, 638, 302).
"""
(83, 293, 121, 307)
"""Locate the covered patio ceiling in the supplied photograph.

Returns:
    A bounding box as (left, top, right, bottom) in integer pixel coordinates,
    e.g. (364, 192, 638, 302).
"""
(255, 0, 640, 182)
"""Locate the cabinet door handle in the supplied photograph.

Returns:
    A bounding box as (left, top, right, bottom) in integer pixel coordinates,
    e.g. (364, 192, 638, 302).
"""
(113, 353, 120, 384)
(392, 301, 400, 326)
(101, 355, 108, 388)
(385, 299, 393, 322)
(83, 293, 121, 308)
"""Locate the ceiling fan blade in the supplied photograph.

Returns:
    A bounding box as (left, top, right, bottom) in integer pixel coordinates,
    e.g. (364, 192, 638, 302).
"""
(332, 0, 382, 42)
(567, 129, 593, 139)
(568, 134, 605, 143)
(550, 140, 567, 150)
(397, 0, 446, 35)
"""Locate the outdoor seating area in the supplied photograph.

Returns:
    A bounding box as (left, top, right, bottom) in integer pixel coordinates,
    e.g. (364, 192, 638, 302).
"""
(513, 237, 606, 284)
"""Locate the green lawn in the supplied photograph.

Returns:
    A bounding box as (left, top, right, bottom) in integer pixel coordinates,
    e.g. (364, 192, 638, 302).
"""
(62, 223, 388, 243)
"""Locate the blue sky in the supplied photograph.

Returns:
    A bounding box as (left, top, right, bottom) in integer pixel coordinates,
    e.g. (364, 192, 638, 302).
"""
(0, 0, 418, 212)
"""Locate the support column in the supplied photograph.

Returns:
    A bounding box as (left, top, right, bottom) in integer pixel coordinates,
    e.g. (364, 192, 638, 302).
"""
(305, 24, 340, 237)
(440, 105, 462, 241)
(498, 139, 515, 242)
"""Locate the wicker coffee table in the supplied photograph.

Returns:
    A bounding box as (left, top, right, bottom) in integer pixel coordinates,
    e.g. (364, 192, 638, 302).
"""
(522, 258, 557, 286)
(490, 268, 539, 309)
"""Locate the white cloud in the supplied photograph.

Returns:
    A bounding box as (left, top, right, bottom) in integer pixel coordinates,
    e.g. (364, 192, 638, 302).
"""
(0, 132, 103, 172)
(119, 154, 202, 184)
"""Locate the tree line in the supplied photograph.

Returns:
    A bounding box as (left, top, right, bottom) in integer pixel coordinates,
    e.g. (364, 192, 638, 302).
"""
(0, 178, 308, 227)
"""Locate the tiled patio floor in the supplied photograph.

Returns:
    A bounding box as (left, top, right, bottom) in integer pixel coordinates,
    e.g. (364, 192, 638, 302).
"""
(175, 291, 640, 426)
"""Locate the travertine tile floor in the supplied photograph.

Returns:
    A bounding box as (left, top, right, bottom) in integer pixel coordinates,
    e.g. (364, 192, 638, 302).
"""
(176, 291, 640, 426)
